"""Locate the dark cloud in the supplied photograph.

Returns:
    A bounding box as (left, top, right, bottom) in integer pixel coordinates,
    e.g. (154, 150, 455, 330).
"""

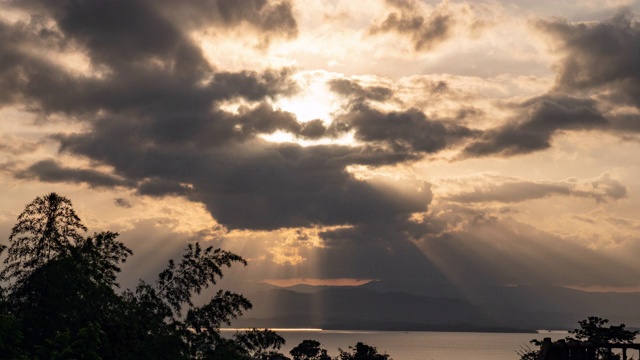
(313, 220, 453, 284)
(154, 0, 298, 39)
(332, 102, 478, 155)
(369, 0, 454, 52)
(464, 94, 607, 157)
(460, 12, 640, 158)
(18, 0, 297, 46)
(233, 103, 301, 139)
(202, 158, 430, 227)
(113, 198, 132, 208)
(137, 178, 192, 197)
(48, 94, 428, 231)
(609, 113, 640, 133)
(537, 11, 640, 108)
(0, 15, 70, 108)
(16, 159, 130, 188)
(0, 0, 470, 238)
(2, 1, 297, 118)
(0, 0, 449, 233)
(328, 79, 393, 102)
(444, 174, 627, 204)
(211, 69, 298, 101)
(298, 119, 327, 139)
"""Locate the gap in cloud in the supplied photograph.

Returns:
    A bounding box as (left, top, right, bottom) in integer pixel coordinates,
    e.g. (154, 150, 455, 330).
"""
(273, 71, 341, 123)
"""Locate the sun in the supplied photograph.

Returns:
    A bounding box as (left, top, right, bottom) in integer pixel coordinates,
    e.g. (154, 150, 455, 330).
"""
(261, 71, 361, 146)
(274, 71, 340, 123)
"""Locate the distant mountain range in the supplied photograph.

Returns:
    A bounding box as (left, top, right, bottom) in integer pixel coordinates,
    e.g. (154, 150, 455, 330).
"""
(228, 280, 640, 332)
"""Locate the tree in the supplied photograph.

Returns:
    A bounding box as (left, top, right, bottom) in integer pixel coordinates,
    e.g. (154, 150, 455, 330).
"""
(8, 248, 126, 356)
(290, 339, 331, 360)
(0, 314, 27, 359)
(2, 193, 87, 284)
(152, 242, 252, 358)
(518, 316, 639, 360)
(569, 316, 637, 345)
(1, 193, 396, 359)
(0, 193, 253, 359)
(337, 342, 391, 360)
(568, 316, 638, 360)
(234, 328, 288, 360)
(0, 193, 130, 357)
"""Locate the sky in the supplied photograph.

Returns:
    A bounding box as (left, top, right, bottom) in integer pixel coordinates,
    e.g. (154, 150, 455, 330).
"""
(1, 0, 640, 295)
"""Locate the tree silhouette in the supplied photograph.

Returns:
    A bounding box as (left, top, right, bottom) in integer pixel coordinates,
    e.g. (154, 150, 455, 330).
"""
(0, 193, 396, 359)
(290, 339, 331, 360)
(234, 328, 287, 359)
(0, 193, 253, 359)
(570, 316, 637, 345)
(2, 193, 87, 284)
(337, 342, 391, 360)
(519, 316, 639, 360)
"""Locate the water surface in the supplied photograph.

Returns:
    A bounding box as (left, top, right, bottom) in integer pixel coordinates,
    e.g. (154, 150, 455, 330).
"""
(221, 329, 568, 360)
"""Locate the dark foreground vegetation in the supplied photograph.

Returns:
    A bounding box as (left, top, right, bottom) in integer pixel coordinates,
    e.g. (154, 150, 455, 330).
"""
(0, 193, 392, 359)
(518, 316, 639, 360)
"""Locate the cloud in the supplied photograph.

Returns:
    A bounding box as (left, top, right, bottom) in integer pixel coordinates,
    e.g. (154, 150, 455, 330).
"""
(537, 10, 640, 108)
(113, 198, 132, 208)
(16, 159, 130, 188)
(297, 119, 327, 139)
(460, 11, 640, 158)
(0, 0, 458, 233)
(416, 214, 640, 287)
(155, 0, 298, 39)
(0, 135, 41, 156)
(56, 124, 430, 230)
(2, 0, 640, 304)
(442, 173, 627, 204)
(464, 94, 607, 156)
(1, 1, 298, 118)
(327, 78, 393, 102)
(184, 143, 432, 230)
(369, 0, 454, 52)
(331, 102, 478, 155)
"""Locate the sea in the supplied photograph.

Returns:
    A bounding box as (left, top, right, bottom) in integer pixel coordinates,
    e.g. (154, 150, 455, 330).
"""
(221, 329, 569, 360)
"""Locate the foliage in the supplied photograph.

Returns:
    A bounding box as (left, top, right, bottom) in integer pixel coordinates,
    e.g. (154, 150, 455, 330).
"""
(234, 328, 287, 359)
(290, 339, 331, 360)
(337, 342, 391, 360)
(569, 316, 638, 345)
(8, 250, 124, 356)
(515, 343, 538, 360)
(34, 322, 104, 360)
(518, 316, 639, 360)
(0, 193, 396, 360)
(0, 314, 27, 359)
(197, 336, 251, 360)
(0, 193, 252, 359)
(156, 243, 247, 317)
(2, 193, 87, 284)
(568, 316, 638, 360)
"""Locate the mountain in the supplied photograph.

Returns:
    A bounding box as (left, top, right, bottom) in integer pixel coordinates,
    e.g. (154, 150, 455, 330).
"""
(467, 284, 640, 329)
(234, 287, 513, 331)
(229, 281, 640, 331)
(360, 278, 463, 299)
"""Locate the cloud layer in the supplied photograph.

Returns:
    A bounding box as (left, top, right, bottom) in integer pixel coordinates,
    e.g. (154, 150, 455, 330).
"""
(1, 0, 640, 293)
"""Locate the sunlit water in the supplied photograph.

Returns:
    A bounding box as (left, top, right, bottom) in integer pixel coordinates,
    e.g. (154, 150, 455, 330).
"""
(221, 329, 568, 360)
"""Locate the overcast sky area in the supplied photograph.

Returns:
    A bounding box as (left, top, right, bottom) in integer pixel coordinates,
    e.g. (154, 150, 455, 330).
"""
(1, 0, 640, 295)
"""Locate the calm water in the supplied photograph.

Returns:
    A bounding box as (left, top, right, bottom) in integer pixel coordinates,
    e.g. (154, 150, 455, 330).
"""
(222, 329, 567, 360)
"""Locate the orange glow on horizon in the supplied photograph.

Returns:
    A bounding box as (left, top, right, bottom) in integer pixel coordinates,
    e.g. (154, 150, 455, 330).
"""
(262, 278, 376, 287)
